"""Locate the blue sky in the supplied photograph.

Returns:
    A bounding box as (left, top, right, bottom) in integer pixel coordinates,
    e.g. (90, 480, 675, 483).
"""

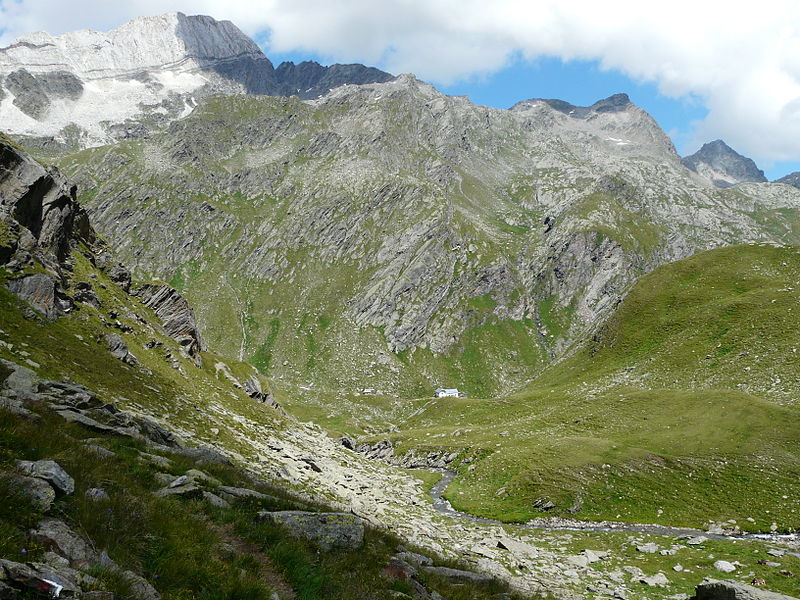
(269, 46, 798, 180)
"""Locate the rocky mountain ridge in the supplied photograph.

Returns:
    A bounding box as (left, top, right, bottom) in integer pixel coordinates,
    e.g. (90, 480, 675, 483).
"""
(0, 12, 392, 147)
(681, 139, 768, 188)
(57, 76, 800, 397)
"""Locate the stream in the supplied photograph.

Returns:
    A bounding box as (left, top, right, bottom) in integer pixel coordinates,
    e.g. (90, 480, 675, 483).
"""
(427, 468, 800, 546)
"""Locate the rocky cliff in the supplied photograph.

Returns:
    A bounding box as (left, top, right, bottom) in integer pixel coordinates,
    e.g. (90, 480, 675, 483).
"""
(57, 76, 800, 397)
(0, 13, 392, 148)
(681, 139, 767, 188)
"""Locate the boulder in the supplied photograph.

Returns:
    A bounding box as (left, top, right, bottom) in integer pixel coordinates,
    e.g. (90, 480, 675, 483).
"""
(395, 551, 433, 567)
(6, 274, 59, 320)
(714, 560, 737, 573)
(1, 360, 38, 394)
(421, 566, 493, 584)
(16, 460, 74, 495)
(11, 475, 56, 510)
(104, 334, 138, 366)
(153, 483, 202, 499)
(202, 491, 231, 508)
(119, 570, 160, 600)
(29, 518, 99, 569)
(217, 486, 272, 502)
(640, 573, 669, 587)
(0, 558, 82, 598)
(257, 511, 364, 551)
(693, 579, 799, 599)
(94, 254, 131, 292)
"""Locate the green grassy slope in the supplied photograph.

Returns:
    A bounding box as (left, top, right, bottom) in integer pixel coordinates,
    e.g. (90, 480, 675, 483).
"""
(0, 249, 526, 600)
(377, 245, 800, 528)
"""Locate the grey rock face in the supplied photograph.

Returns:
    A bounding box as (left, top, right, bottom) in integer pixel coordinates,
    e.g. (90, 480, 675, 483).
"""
(0, 137, 93, 262)
(693, 578, 798, 599)
(16, 460, 74, 495)
(132, 284, 205, 364)
(257, 511, 365, 551)
(775, 171, 800, 188)
(60, 77, 800, 396)
(274, 60, 393, 99)
(6, 274, 59, 320)
(682, 139, 767, 188)
(9, 475, 56, 510)
(30, 518, 99, 569)
(4, 68, 83, 119)
(104, 333, 138, 365)
(421, 565, 494, 584)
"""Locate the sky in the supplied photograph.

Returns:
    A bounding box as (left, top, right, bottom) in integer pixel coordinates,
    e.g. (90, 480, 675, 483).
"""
(2, 0, 800, 179)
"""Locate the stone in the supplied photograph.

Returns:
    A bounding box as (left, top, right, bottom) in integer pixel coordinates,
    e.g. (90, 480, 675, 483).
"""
(693, 578, 799, 599)
(10, 475, 56, 510)
(1, 361, 38, 394)
(30, 518, 99, 569)
(767, 550, 785, 557)
(640, 573, 669, 587)
(138, 453, 172, 469)
(381, 557, 417, 581)
(184, 469, 220, 486)
(104, 334, 138, 365)
(714, 560, 737, 573)
(395, 551, 433, 567)
(637, 543, 659, 553)
(687, 536, 709, 545)
(217, 486, 272, 502)
(0, 559, 81, 598)
(83, 443, 115, 458)
(16, 460, 74, 495)
(202, 491, 231, 508)
(421, 566, 493, 584)
(6, 274, 59, 320)
(153, 483, 202, 499)
(85, 488, 110, 501)
(257, 511, 365, 551)
(119, 570, 160, 600)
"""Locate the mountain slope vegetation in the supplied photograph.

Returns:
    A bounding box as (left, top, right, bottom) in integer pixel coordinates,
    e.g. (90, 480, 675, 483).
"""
(374, 245, 800, 528)
(55, 80, 800, 402)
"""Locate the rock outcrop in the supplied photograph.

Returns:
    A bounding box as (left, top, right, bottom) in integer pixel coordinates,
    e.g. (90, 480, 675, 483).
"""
(133, 283, 205, 365)
(682, 139, 767, 188)
(693, 579, 799, 599)
(256, 511, 365, 551)
(61, 77, 800, 397)
(0, 135, 93, 319)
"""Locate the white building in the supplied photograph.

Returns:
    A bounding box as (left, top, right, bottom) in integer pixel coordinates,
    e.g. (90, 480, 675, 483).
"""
(435, 388, 460, 398)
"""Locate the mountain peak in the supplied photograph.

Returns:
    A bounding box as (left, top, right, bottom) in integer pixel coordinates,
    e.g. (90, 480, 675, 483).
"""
(509, 92, 633, 118)
(0, 12, 392, 145)
(681, 139, 766, 188)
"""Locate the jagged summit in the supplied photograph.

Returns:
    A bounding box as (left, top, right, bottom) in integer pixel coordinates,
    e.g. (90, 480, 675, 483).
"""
(0, 12, 392, 146)
(681, 139, 767, 188)
(774, 170, 800, 189)
(509, 92, 633, 117)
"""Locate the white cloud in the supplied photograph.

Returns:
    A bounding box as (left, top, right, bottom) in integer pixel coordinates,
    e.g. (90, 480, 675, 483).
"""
(1, 0, 800, 162)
